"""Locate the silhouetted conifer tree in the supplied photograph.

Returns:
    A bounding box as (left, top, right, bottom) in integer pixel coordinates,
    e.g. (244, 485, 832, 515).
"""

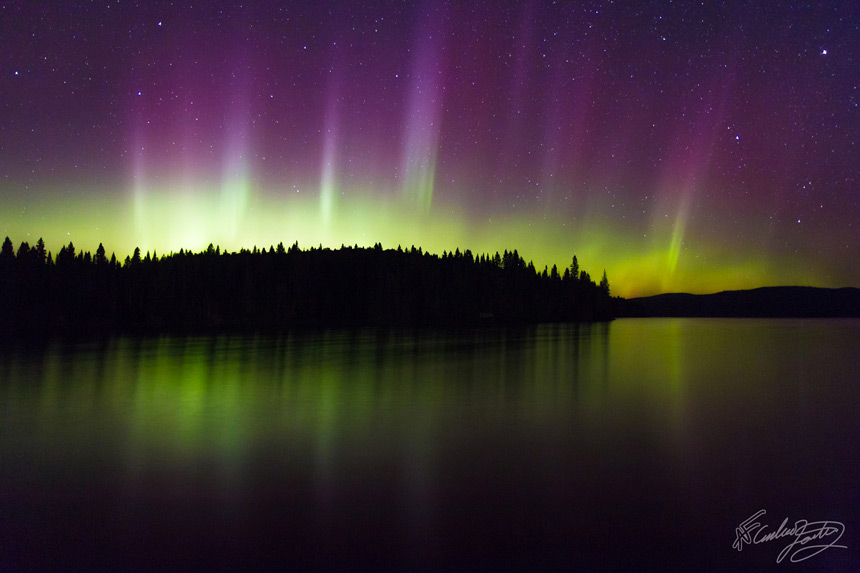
(34, 238, 46, 264)
(600, 270, 610, 296)
(1, 237, 14, 262)
(95, 243, 107, 265)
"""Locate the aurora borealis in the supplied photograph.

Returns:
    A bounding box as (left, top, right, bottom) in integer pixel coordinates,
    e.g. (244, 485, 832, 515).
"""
(1, 1, 857, 297)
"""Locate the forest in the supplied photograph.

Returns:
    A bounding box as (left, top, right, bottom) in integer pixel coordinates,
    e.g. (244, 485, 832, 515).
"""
(0, 237, 615, 337)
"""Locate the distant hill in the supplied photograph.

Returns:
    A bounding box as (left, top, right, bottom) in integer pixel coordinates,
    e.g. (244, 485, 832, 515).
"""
(617, 286, 860, 318)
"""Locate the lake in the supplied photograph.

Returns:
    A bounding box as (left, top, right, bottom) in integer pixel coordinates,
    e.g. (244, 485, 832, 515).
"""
(2, 319, 858, 570)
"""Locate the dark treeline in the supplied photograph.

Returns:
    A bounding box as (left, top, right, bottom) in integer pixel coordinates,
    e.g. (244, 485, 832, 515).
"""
(0, 237, 614, 336)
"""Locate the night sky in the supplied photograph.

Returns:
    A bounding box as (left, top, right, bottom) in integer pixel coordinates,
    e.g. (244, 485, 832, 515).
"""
(2, 1, 858, 297)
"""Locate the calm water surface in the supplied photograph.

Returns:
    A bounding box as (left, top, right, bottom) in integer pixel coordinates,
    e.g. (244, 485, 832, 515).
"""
(2, 319, 859, 570)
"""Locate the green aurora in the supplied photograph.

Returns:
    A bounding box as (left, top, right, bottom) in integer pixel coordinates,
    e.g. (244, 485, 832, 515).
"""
(0, 179, 829, 299)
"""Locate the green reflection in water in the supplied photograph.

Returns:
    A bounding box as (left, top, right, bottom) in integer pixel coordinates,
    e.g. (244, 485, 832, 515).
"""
(3, 317, 860, 555)
(2, 324, 691, 465)
(10, 319, 853, 484)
